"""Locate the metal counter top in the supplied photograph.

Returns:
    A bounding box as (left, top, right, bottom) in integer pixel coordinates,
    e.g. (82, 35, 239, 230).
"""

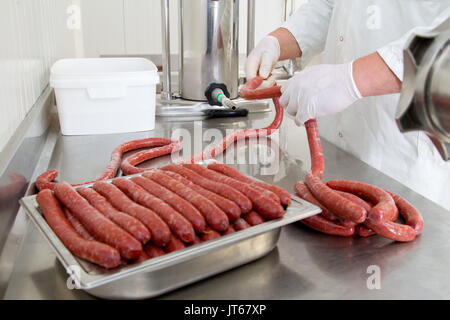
(2, 103, 450, 300)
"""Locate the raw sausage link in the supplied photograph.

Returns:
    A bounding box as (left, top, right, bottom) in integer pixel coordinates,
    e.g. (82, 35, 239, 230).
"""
(201, 227, 222, 242)
(207, 162, 291, 206)
(130, 176, 211, 232)
(77, 187, 151, 244)
(35, 138, 182, 191)
(133, 251, 150, 263)
(306, 173, 367, 224)
(93, 182, 171, 247)
(326, 180, 397, 222)
(36, 169, 58, 191)
(294, 181, 339, 222)
(304, 120, 325, 179)
(164, 236, 186, 253)
(203, 164, 281, 205)
(386, 191, 424, 235)
(163, 170, 241, 221)
(36, 189, 121, 269)
(63, 207, 95, 241)
(111, 178, 198, 242)
(140, 171, 229, 232)
(54, 182, 143, 260)
(144, 243, 165, 258)
(239, 75, 282, 100)
(327, 180, 415, 242)
(222, 225, 236, 235)
(162, 164, 252, 214)
(120, 140, 182, 175)
(233, 218, 251, 231)
(183, 164, 284, 220)
(243, 211, 265, 226)
(300, 214, 355, 237)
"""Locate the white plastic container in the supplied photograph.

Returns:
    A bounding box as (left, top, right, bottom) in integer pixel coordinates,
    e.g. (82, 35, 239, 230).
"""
(50, 58, 159, 135)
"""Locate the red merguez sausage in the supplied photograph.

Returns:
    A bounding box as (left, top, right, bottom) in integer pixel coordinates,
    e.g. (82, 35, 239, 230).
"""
(111, 178, 198, 242)
(222, 225, 236, 235)
(301, 214, 355, 237)
(120, 140, 182, 175)
(162, 164, 252, 214)
(54, 182, 143, 260)
(133, 251, 150, 263)
(304, 120, 325, 179)
(326, 180, 397, 222)
(188, 235, 202, 246)
(183, 164, 284, 220)
(201, 227, 222, 242)
(305, 173, 367, 224)
(204, 163, 281, 205)
(327, 180, 415, 242)
(144, 243, 165, 258)
(163, 170, 241, 221)
(233, 218, 251, 231)
(295, 181, 339, 222)
(140, 171, 229, 232)
(334, 190, 372, 212)
(207, 162, 291, 206)
(63, 207, 95, 241)
(77, 187, 151, 244)
(130, 176, 209, 232)
(243, 211, 265, 226)
(164, 235, 186, 253)
(386, 191, 424, 236)
(93, 182, 171, 247)
(36, 190, 121, 269)
(36, 169, 58, 191)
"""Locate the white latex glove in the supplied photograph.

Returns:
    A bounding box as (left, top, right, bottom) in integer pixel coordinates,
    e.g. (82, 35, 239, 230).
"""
(280, 62, 362, 126)
(245, 35, 280, 80)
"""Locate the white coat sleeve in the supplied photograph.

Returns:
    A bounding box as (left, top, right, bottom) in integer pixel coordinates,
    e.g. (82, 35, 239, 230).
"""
(281, 0, 334, 62)
(377, 8, 450, 81)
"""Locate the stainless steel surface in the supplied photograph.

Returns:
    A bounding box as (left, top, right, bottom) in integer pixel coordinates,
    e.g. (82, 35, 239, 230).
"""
(179, 0, 239, 101)
(2, 100, 450, 299)
(21, 185, 317, 299)
(396, 19, 450, 160)
(0, 86, 54, 297)
(160, 0, 172, 101)
(246, 0, 255, 56)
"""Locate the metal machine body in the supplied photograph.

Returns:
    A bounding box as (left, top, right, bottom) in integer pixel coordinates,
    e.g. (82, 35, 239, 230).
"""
(397, 18, 450, 161)
(158, 0, 271, 118)
(179, 0, 239, 101)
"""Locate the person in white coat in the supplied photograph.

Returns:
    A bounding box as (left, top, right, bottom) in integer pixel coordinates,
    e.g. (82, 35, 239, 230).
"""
(246, 0, 450, 210)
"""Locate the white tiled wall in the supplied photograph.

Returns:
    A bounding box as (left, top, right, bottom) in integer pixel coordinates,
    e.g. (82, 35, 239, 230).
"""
(0, 0, 79, 152)
(0, 0, 306, 152)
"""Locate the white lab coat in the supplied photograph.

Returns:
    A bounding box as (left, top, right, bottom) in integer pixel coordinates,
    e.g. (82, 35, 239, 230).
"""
(282, 0, 450, 210)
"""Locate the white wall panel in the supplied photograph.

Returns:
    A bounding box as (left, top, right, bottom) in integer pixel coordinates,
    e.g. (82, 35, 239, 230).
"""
(0, 0, 77, 152)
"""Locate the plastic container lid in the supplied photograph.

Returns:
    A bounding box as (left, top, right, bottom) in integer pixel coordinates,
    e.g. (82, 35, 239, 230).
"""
(50, 58, 159, 88)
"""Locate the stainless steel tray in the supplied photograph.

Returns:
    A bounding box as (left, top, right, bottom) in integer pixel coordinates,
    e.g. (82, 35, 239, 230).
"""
(19, 171, 320, 299)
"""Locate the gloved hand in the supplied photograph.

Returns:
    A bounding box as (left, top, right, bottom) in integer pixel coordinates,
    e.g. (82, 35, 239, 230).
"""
(280, 61, 362, 125)
(245, 35, 280, 81)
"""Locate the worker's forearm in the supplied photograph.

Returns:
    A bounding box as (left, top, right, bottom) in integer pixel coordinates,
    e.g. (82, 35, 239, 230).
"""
(269, 27, 302, 60)
(353, 52, 402, 97)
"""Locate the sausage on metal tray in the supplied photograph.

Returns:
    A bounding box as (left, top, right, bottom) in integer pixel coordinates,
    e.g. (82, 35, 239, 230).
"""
(93, 181, 171, 248)
(54, 182, 143, 260)
(162, 170, 241, 221)
(162, 164, 253, 214)
(207, 162, 292, 206)
(36, 189, 121, 269)
(183, 164, 284, 220)
(77, 187, 151, 244)
(111, 177, 198, 241)
(140, 171, 230, 232)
